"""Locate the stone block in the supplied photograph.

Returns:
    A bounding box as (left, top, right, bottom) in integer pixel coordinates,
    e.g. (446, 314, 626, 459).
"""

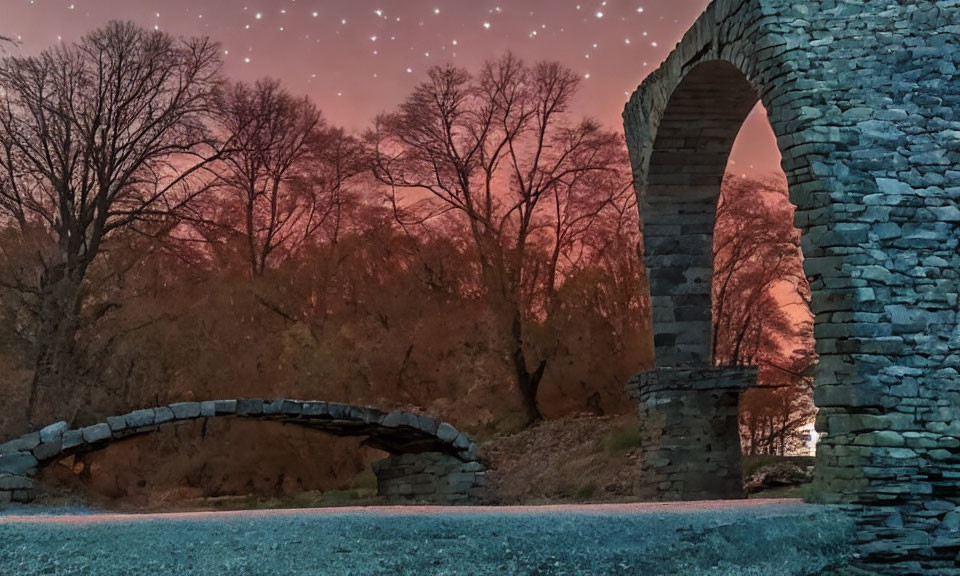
(854, 431, 906, 447)
(61, 430, 84, 450)
(326, 403, 351, 419)
(280, 400, 303, 415)
(169, 402, 201, 419)
(262, 399, 284, 415)
(301, 402, 327, 416)
(436, 423, 459, 443)
(0, 452, 38, 475)
(0, 474, 33, 490)
(349, 406, 378, 423)
(236, 399, 264, 416)
(154, 407, 175, 424)
(815, 385, 884, 408)
(11, 490, 33, 503)
(39, 421, 68, 444)
(106, 416, 127, 432)
(417, 414, 440, 434)
(0, 433, 40, 455)
(213, 400, 237, 415)
(927, 449, 955, 461)
(459, 461, 485, 473)
(32, 440, 61, 461)
(382, 411, 419, 429)
(942, 511, 960, 532)
(460, 443, 479, 461)
(452, 433, 471, 450)
(124, 409, 156, 428)
(81, 423, 112, 444)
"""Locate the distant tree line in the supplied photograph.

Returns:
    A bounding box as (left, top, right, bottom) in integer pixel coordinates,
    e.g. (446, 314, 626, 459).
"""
(713, 175, 816, 456)
(0, 22, 811, 455)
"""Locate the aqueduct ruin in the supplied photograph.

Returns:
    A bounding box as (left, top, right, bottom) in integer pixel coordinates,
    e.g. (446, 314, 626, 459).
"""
(624, 0, 959, 573)
(0, 399, 485, 505)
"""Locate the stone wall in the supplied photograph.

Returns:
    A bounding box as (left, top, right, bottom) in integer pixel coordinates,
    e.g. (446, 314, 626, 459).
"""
(0, 399, 486, 505)
(642, 62, 758, 367)
(373, 452, 487, 504)
(627, 367, 757, 500)
(623, 0, 960, 573)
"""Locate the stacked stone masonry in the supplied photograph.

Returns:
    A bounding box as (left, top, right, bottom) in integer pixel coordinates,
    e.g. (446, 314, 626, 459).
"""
(0, 399, 485, 505)
(627, 367, 757, 501)
(373, 452, 487, 504)
(623, 0, 960, 574)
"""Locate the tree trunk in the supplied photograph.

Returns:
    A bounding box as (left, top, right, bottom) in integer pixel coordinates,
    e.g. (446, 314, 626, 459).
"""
(27, 266, 83, 426)
(509, 312, 546, 425)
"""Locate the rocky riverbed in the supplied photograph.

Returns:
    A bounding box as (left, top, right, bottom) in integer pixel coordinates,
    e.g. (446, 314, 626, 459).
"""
(0, 502, 853, 575)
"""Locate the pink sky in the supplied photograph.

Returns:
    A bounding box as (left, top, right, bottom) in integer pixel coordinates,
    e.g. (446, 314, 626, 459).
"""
(1, 0, 781, 174)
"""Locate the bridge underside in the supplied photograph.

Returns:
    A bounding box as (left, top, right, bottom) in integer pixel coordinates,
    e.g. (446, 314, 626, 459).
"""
(0, 399, 486, 505)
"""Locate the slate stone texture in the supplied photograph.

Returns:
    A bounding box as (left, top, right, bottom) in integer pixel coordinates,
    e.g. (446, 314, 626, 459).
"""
(626, 367, 757, 501)
(623, 0, 960, 573)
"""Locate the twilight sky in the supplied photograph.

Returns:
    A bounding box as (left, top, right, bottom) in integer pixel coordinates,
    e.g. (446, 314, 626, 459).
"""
(1, 0, 780, 173)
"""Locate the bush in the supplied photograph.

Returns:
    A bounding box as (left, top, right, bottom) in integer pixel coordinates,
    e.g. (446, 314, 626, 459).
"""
(574, 482, 598, 501)
(606, 427, 643, 454)
(742, 455, 815, 478)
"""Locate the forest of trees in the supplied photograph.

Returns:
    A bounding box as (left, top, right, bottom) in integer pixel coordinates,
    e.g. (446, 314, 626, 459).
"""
(713, 175, 816, 456)
(0, 22, 812, 457)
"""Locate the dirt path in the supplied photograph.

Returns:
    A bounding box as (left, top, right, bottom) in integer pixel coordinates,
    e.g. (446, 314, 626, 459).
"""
(0, 498, 805, 524)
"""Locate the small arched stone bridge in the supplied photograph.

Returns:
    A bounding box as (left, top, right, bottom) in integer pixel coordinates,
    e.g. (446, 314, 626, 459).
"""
(0, 399, 485, 505)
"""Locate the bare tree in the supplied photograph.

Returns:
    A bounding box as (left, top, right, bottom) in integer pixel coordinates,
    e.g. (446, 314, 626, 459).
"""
(371, 53, 628, 424)
(711, 175, 817, 454)
(712, 175, 808, 366)
(209, 79, 363, 276)
(313, 127, 369, 246)
(740, 342, 817, 456)
(0, 21, 224, 423)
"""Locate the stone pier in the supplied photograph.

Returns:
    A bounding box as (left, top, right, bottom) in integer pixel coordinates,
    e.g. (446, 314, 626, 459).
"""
(627, 366, 757, 501)
(373, 452, 487, 504)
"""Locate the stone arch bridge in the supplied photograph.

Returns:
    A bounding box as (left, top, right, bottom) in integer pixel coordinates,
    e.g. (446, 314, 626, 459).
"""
(0, 399, 485, 505)
(623, 0, 958, 573)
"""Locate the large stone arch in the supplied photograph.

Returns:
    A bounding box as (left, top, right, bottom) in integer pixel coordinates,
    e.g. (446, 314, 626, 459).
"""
(623, 0, 959, 573)
(0, 399, 485, 505)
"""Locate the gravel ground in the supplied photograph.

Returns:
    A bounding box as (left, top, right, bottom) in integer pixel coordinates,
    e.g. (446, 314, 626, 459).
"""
(0, 504, 853, 575)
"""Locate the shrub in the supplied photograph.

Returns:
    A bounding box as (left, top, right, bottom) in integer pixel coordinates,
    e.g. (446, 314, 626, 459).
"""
(606, 427, 643, 454)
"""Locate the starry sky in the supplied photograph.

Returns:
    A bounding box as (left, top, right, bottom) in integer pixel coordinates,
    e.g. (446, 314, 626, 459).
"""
(1, 0, 780, 173)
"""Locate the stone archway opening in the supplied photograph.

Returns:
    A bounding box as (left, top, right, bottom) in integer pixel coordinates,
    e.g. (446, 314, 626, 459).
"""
(36, 418, 387, 507)
(626, 60, 771, 501)
(626, 61, 816, 500)
(721, 103, 818, 469)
